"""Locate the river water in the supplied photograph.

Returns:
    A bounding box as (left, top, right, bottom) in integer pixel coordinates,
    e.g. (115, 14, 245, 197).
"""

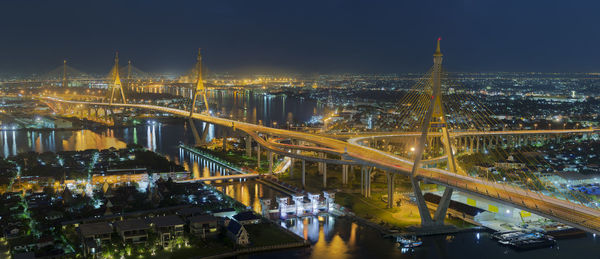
(0, 92, 598, 258)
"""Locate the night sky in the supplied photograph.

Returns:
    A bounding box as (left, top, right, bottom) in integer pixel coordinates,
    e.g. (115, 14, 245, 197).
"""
(0, 0, 598, 75)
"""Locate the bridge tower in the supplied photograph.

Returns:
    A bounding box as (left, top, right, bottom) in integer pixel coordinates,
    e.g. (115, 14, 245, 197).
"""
(62, 60, 68, 87)
(189, 48, 210, 116)
(127, 60, 132, 91)
(410, 38, 457, 227)
(188, 49, 211, 146)
(109, 52, 127, 105)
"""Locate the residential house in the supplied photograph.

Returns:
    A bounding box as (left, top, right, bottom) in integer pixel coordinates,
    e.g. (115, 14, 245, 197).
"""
(114, 219, 149, 244)
(150, 215, 185, 247)
(188, 215, 219, 239)
(78, 222, 113, 257)
(232, 211, 261, 225)
(226, 220, 249, 246)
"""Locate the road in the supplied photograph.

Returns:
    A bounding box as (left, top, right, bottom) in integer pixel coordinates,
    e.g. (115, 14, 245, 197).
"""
(41, 96, 600, 234)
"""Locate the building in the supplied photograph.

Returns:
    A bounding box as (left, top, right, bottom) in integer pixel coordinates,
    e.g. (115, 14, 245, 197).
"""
(212, 207, 236, 218)
(150, 215, 185, 247)
(176, 207, 206, 220)
(232, 211, 261, 225)
(78, 222, 113, 257)
(226, 220, 249, 246)
(114, 219, 149, 244)
(188, 215, 219, 239)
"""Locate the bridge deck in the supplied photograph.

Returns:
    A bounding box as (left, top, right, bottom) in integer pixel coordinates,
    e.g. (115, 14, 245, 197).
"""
(41, 96, 600, 234)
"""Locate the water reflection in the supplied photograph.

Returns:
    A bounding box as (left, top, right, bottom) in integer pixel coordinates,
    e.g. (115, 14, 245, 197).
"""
(0, 129, 128, 156)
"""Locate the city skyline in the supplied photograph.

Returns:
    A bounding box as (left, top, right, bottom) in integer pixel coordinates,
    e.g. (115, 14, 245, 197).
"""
(2, 2, 600, 258)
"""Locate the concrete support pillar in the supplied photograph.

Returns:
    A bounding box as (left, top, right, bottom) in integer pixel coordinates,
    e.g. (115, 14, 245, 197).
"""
(318, 153, 325, 175)
(342, 164, 348, 185)
(268, 151, 273, 174)
(469, 137, 474, 152)
(189, 119, 202, 146)
(322, 162, 327, 188)
(411, 177, 433, 226)
(289, 158, 294, 178)
(433, 187, 453, 225)
(222, 132, 227, 152)
(386, 172, 395, 208)
(360, 167, 364, 195)
(362, 167, 372, 198)
(245, 136, 252, 157)
(301, 160, 306, 188)
(200, 123, 210, 143)
(257, 145, 261, 168)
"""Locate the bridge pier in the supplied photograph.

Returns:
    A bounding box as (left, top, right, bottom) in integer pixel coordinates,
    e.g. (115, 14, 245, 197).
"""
(245, 136, 252, 157)
(361, 166, 372, 198)
(268, 151, 273, 174)
(469, 137, 474, 152)
(301, 159, 306, 189)
(200, 122, 210, 144)
(411, 177, 434, 226)
(189, 119, 202, 146)
(222, 130, 228, 152)
(386, 172, 395, 208)
(257, 145, 261, 169)
(433, 187, 453, 225)
(318, 153, 325, 175)
(323, 162, 327, 188)
(342, 164, 349, 185)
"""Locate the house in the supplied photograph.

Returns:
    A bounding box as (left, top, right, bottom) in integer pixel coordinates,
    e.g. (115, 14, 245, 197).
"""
(212, 207, 236, 218)
(150, 215, 185, 247)
(226, 220, 249, 246)
(78, 222, 113, 256)
(188, 215, 219, 239)
(232, 211, 261, 225)
(114, 219, 149, 244)
(9, 236, 37, 254)
(176, 207, 206, 220)
(12, 252, 35, 259)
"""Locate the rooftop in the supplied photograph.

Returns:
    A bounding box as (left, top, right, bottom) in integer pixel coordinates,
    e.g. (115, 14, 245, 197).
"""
(233, 211, 261, 222)
(150, 215, 184, 228)
(188, 214, 219, 223)
(79, 222, 113, 237)
(114, 219, 149, 232)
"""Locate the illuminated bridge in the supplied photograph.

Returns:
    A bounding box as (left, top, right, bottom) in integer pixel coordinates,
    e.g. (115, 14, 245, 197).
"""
(35, 43, 600, 235)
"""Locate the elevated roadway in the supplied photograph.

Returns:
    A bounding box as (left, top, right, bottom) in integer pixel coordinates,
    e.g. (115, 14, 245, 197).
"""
(40, 96, 600, 234)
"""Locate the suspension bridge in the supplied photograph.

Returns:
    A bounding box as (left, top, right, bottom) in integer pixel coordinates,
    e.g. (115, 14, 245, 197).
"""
(13, 41, 600, 234)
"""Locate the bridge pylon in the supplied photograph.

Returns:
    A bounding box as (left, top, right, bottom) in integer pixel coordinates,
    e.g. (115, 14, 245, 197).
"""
(188, 49, 211, 146)
(410, 38, 458, 227)
(189, 48, 210, 116)
(109, 52, 127, 105)
(62, 59, 68, 87)
(127, 60, 132, 91)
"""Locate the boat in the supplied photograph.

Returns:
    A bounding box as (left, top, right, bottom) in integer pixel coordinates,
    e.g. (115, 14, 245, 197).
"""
(493, 230, 556, 250)
(510, 235, 556, 250)
(492, 231, 530, 242)
(396, 235, 423, 248)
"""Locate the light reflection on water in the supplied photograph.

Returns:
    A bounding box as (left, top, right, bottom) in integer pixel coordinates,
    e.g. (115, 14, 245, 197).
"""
(0, 129, 128, 156)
